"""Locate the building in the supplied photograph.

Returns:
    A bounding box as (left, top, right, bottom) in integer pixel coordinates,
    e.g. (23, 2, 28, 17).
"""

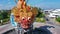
(48, 9, 60, 18)
(44, 9, 53, 15)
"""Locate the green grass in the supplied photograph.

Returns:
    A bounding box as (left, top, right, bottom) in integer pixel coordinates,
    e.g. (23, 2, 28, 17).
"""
(0, 18, 9, 25)
(56, 17, 60, 23)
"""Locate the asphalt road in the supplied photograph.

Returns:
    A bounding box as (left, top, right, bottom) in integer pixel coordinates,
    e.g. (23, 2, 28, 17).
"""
(2, 22, 60, 34)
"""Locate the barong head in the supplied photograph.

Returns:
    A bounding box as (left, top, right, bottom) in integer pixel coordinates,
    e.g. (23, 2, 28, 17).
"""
(11, 0, 38, 29)
(12, 7, 38, 29)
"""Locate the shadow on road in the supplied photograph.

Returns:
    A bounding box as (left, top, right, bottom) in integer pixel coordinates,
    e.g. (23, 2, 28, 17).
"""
(3, 25, 55, 34)
(32, 25, 55, 34)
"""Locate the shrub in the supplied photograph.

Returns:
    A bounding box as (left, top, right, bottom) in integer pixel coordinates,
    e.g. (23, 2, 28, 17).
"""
(35, 18, 41, 22)
(40, 18, 45, 22)
(35, 18, 45, 22)
(3, 18, 9, 22)
(56, 17, 60, 23)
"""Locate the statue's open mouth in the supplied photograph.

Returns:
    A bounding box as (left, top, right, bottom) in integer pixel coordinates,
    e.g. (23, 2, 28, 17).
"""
(21, 24, 30, 29)
(20, 19, 31, 29)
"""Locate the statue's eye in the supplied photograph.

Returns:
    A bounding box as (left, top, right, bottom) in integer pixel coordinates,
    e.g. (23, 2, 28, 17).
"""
(22, 17, 25, 20)
(28, 17, 31, 20)
(15, 16, 20, 18)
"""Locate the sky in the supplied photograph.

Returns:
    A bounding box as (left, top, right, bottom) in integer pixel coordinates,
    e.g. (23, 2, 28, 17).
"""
(0, 0, 60, 10)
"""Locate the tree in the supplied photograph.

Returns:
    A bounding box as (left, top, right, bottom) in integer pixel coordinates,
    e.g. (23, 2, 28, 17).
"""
(36, 8, 45, 18)
(0, 13, 3, 20)
(1, 11, 9, 19)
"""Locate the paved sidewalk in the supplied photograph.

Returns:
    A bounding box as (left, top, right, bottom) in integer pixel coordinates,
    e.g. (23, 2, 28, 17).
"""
(0, 23, 14, 34)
